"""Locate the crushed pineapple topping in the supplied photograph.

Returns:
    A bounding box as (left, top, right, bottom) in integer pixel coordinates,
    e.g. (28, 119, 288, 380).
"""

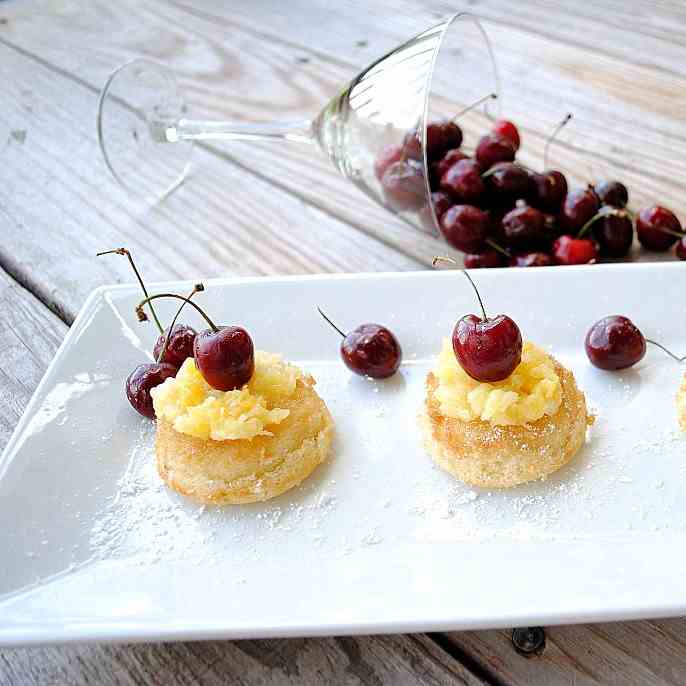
(151, 352, 301, 441)
(434, 339, 562, 426)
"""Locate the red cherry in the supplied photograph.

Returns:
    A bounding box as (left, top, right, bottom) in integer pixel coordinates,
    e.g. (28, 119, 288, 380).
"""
(433, 149, 469, 184)
(453, 314, 522, 382)
(126, 362, 177, 419)
(636, 205, 683, 251)
(318, 309, 401, 379)
(381, 160, 426, 211)
(552, 235, 598, 265)
(484, 162, 532, 205)
(594, 210, 634, 258)
(153, 324, 197, 368)
(529, 170, 568, 213)
(492, 119, 521, 149)
(341, 324, 402, 378)
(594, 181, 628, 208)
(475, 133, 516, 170)
(434, 268, 522, 383)
(440, 205, 490, 253)
(440, 159, 486, 203)
(509, 251, 553, 267)
(464, 249, 505, 269)
(426, 120, 463, 160)
(585, 316, 646, 370)
(194, 326, 255, 391)
(559, 187, 600, 233)
(419, 191, 453, 232)
(374, 143, 403, 181)
(502, 203, 546, 248)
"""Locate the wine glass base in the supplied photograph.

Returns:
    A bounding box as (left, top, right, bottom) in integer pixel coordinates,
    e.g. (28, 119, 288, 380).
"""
(97, 59, 193, 200)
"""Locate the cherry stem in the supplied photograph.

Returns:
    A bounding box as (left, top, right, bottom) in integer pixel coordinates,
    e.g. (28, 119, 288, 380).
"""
(137, 293, 218, 333)
(646, 339, 686, 363)
(543, 112, 572, 170)
(577, 207, 624, 238)
(97, 247, 164, 334)
(155, 283, 204, 363)
(658, 227, 685, 239)
(317, 306, 346, 338)
(431, 256, 488, 321)
(462, 270, 488, 321)
(486, 238, 512, 257)
(453, 92, 497, 121)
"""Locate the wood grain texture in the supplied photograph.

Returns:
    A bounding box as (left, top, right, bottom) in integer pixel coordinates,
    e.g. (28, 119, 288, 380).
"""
(0, 268, 67, 448)
(0, 633, 487, 685)
(0, 42, 420, 324)
(446, 620, 686, 685)
(2, 0, 685, 266)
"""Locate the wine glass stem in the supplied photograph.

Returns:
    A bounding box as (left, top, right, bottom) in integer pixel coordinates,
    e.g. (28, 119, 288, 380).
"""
(150, 117, 315, 144)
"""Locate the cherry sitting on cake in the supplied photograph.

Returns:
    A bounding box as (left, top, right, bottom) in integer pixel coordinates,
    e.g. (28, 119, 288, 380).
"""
(423, 258, 592, 488)
(134, 290, 334, 505)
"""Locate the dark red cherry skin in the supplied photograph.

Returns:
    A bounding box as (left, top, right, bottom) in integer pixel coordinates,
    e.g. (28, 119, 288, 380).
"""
(193, 326, 255, 391)
(594, 211, 633, 258)
(464, 249, 505, 268)
(475, 133, 516, 171)
(676, 236, 686, 260)
(153, 324, 197, 368)
(453, 314, 523, 382)
(509, 251, 553, 267)
(381, 160, 425, 211)
(636, 205, 683, 251)
(126, 362, 177, 419)
(552, 235, 598, 265)
(484, 162, 531, 205)
(594, 181, 628, 208)
(501, 203, 546, 247)
(426, 120, 463, 160)
(585, 315, 646, 370)
(374, 143, 403, 181)
(418, 192, 453, 232)
(404, 120, 463, 163)
(440, 159, 486, 204)
(492, 119, 520, 150)
(559, 187, 600, 233)
(341, 324, 402, 379)
(529, 170, 568, 213)
(440, 205, 490, 253)
(433, 149, 468, 184)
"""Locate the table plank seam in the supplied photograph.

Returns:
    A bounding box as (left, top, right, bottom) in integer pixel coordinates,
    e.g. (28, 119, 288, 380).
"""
(427, 633, 509, 686)
(0, 237, 73, 325)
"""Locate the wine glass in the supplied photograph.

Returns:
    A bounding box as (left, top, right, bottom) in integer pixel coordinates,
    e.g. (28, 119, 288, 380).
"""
(96, 12, 501, 238)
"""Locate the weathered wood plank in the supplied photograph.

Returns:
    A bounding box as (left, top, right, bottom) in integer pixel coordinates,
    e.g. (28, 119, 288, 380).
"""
(0, 269, 67, 447)
(2, 0, 685, 269)
(446, 620, 686, 685)
(0, 41, 421, 323)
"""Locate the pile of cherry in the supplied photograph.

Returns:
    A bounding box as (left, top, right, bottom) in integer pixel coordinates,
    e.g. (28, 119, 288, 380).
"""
(375, 115, 686, 266)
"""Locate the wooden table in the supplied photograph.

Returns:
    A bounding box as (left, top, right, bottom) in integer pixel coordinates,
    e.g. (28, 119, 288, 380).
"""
(2, 1, 686, 683)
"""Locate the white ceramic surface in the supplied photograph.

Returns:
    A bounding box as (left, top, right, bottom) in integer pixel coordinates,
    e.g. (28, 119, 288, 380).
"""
(2, 265, 686, 646)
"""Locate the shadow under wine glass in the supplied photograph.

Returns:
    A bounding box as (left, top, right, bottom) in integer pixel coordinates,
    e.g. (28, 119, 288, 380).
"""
(96, 12, 501, 241)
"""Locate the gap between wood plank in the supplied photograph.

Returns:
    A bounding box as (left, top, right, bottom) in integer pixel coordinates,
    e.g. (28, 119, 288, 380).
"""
(428, 633, 509, 686)
(0, 216, 74, 325)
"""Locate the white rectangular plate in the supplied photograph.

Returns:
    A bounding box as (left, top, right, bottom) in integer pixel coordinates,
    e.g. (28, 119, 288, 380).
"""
(2, 264, 686, 646)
